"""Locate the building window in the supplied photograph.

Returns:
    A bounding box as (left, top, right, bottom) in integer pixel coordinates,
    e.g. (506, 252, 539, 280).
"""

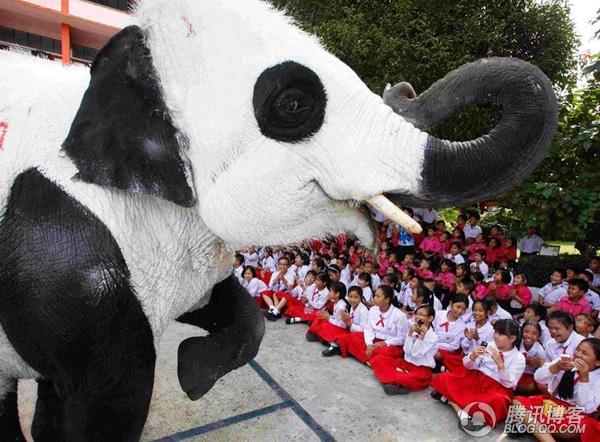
(86, 0, 133, 12)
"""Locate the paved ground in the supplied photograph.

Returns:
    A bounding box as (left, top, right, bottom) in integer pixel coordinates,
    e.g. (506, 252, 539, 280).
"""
(17, 318, 519, 441)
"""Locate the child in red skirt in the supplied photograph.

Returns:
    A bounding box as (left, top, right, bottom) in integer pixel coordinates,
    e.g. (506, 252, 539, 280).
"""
(284, 272, 329, 324)
(516, 320, 546, 396)
(337, 285, 407, 364)
(443, 298, 494, 372)
(321, 286, 369, 356)
(512, 338, 600, 440)
(371, 304, 438, 395)
(434, 294, 468, 370)
(431, 319, 525, 430)
(307, 282, 349, 343)
(241, 265, 269, 309)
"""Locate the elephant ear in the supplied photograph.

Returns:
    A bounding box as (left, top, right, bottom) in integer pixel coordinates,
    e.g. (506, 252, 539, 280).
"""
(62, 26, 196, 207)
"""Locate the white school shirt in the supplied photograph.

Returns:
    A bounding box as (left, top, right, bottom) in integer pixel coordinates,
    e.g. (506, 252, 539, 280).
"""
(460, 296, 475, 323)
(268, 269, 296, 292)
(470, 261, 489, 277)
(585, 289, 600, 311)
(464, 224, 483, 239)
(433, 310, 467, 352)
(520, 341, 546, 375)
(297, 265, 310, 280)
(520, 318, 552, 346)
(545, 331, 585, 361)
(397, 283, 412, 307)
(489, 305, 512, 324)
(242, 278, 268, 298)
(340, 266, 352, 285)
(242, 252, 259, 268)
(586, 267, 600, 288)
(534, 360, 600, 413)
(306, 284, 329, 310)
(461, 320, 495, 354)
(371, 273, 381, 291)
(446, 253, 465, 265)
(404, 328, 439, 369)
(362, 286, 374, 303)
(519, 234, 544, 253)
(349, 303, 369, 332)
(538, 282, 568, 305)
(328, 300, 348, 328)
(233, 265, 244, 283)
(261, 256, 276, 272)
(463, 345, 526, 389)
(364, 305, 408, 346)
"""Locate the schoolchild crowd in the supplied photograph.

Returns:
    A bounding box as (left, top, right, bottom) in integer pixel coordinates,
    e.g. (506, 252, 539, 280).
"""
(234, 210, 600, 440)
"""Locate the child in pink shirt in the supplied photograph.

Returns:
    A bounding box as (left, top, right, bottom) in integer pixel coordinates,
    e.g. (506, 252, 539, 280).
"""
(416, 258, 435, 280)
(471, 272, 489, 300)
(467, 233, 487, 261)
(551, 279, 593, 317)
(419, 226, 442, 259)
(436, 259, 456, 292)
(506, 272, 533, 316)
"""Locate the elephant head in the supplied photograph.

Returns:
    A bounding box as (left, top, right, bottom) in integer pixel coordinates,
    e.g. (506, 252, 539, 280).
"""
(62, 0, 557, 249)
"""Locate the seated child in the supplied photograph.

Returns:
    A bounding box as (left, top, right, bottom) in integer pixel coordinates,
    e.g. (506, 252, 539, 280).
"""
(337, 286, 408, 364)
(431, 319, 526, 429)
(512, 338, 600, 440)
(307, 282, 349, 342)
(356, 272, 374, 307)
(471, 272, 488, 300)
(370, 304, 439, 395)
(485, 294, 513, 324)
(521, 302, 551, 345)
(322, 286, 369, 356)
(549, 278, 592, 317)
(263, 257, 296, 319)
(446, 241, 465, 265)
(537, 268, 568, 309)
(515, 320, 546, 395)
(415, 257, 435, 280)
(469, 250, 489, 279)
(241, 265, 269, 308)
(576, 313, 596, 338)
(505, 272, 533, 316)
(284, 272, 330, 324)
(487, 269, 513, 312)
(433, 294, 468, 370)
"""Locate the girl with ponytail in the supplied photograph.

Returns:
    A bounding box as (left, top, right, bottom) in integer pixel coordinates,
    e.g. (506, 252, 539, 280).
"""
(512, 338, 600, 439)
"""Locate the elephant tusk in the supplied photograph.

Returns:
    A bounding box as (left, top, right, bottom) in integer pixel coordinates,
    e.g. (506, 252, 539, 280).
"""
(366, 195, 422, 235)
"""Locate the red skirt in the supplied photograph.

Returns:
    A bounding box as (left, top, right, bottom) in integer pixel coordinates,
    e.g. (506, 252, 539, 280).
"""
(517, 373, 535, 386)
(438, 349, 465, 372)
(370, 356, 433, 391)
(582, 417, 600, 442)
(284, 300, 321, 322)
(336, 332, 404, 363)
(309, 319, 348, 343)
(431, 369, 513, 426)
(514, 394, 592, 427)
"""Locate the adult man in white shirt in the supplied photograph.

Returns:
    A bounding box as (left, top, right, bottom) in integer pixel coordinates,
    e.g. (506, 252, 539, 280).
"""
(463, 213, 483, 240)
(413, 207, 438, 226)
(519, 227, 544, 256)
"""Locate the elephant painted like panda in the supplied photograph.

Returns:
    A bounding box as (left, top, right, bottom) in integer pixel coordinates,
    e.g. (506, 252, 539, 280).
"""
(0, 0, 557, 439)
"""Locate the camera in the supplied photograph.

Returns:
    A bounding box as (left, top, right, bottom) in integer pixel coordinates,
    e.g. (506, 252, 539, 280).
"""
(417, 319, 425, 326)
(480, 341, 488, 348)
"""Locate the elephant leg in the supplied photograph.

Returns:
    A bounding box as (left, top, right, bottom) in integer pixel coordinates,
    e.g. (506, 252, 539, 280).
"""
(176, 275, 265, 400)
(31, 379, 65, 441)
(0, 377, 25, 442)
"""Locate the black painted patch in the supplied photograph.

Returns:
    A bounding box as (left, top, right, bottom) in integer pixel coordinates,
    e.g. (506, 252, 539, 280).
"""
(177, 275, 265, 400)
(253, 61, 326, 143)
(63, 25, 196, 207)
(0, 379, 25, 441)
(0, 168, 156, 440)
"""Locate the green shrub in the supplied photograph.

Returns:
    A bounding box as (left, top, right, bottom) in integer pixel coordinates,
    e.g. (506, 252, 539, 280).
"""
(515, 255, 590, 287)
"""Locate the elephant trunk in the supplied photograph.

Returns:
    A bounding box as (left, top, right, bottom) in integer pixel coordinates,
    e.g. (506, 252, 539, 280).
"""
(383, 57, 558, 207)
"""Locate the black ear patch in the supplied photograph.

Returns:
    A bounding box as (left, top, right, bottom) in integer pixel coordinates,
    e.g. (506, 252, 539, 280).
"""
(253, 61, 326, 143)
(62, 26, 196, 207)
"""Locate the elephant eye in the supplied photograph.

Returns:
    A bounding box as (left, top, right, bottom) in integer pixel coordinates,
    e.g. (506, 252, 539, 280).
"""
(253, 61, 327, 143)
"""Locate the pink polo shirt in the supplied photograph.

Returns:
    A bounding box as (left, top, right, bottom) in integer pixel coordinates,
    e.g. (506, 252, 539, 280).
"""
(436, 271, 455, 290)
(474, 283, 489, 300)
(556, 296, 592, 316)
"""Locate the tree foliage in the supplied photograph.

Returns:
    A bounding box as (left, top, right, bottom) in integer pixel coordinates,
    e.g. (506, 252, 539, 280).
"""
(268, 0, 578, 140)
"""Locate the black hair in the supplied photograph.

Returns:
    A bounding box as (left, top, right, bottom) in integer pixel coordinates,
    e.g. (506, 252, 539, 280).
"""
(440, 258, 456, 273)
(415, 304, 436, 324)
(498, 269, 512, 284)
(472, 299, 491, 317)
(579, 270, 594, 282)
(358, 272, 372, 290)
(347, 285, 364, 308)
(487, 237, 501, 248)
(468, 212, 481, 221)
(305, 269, 317, 279)
(521, 319, 542, 339)
(569, 278, 589, 293)
(526, 302, 547, 321)
(483, 294, 498, 307)
(450, 240, 463, 250)
(242, 265, 256, 279)
(234, 253, 245, 264)
(299, 252, 309, 266)
(313, 258, 326, 272)
(330, 281, 347, 299)
(515, 272, 528, 284)
(556, 338, 600, 400)
(415, 285, 435, 308)
(377, 284, 396, 307)
(383, 273, 398, 287)
(403, 267, 416, 279)
(471, 271, 485, 283)
(457, 214, 467, 222)
(457, 279, 474, 294)
(547, 311, 575, 330)
(475, 249, 487, 258)
(451, 293, 469, 307)
(277, 256, 289, 265)
(552, 268, 567, 279)
(316, 272, 329, 285)
(494, 319, 521, 348)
